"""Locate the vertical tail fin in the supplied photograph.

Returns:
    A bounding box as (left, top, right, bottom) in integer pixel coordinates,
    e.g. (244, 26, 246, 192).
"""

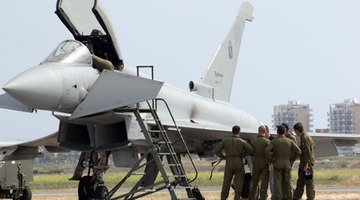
(199, 2, 253, 102)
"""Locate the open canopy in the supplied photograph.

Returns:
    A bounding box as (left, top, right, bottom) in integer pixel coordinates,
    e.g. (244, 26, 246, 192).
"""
(55, 0, 123, 69)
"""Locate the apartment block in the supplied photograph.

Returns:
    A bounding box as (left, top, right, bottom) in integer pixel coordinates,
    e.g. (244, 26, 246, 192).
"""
(328, 98, 360, 134)
(272, 100, 313, 132)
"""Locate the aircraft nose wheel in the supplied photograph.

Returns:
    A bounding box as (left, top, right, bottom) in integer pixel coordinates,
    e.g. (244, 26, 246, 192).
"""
(95, 186, 108, 199)
(78, 176, 95, 200)
(14, 186, 32, 200)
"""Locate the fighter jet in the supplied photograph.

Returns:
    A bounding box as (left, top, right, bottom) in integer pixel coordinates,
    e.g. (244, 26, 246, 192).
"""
(0, 0, 359, 199)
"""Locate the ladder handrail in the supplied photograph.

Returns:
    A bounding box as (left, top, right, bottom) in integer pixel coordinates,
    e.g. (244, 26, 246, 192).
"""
(145, 102, 187, 180)
(148, 98, 198, 183)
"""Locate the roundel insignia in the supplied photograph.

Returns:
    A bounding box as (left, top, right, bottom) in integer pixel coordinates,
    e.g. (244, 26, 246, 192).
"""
(228, 41, 233, 59)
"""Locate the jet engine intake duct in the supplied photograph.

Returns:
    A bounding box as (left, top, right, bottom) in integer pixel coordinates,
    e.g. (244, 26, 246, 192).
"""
(58, 121, 128, 151)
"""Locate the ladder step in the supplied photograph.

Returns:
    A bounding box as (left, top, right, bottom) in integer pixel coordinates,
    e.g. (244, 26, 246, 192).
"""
(138, 109, 153, 113)
(167, 127, 179, 131)
(131, 172, 145, 175)
(159, 152, 177, 155)
(168, 163, 182, 167)
(157, 141, 171, 144)
(149, 130, 166, 133)
(173, 175, 187, 177)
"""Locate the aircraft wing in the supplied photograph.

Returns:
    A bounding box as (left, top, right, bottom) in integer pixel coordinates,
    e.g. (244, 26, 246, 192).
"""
(0, 93, 33, 113)
(157, 119, 256, 153)
(0, 132, 69, 161)
(70, 70, 164, 119)
(163, 120, 360, 158)
(309, 132, 360, 157)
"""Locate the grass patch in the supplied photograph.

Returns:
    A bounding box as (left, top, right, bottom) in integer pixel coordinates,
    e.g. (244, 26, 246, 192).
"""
(28, 156, 360, 190)
(311, 169, 360, 185)
(28, 168, 360, 190)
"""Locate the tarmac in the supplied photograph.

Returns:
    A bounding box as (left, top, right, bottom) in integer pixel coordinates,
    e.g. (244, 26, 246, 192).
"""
(33, 185, 360, 200)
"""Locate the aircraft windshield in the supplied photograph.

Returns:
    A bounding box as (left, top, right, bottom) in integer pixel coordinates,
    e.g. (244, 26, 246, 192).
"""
(44, 40, 92, 64)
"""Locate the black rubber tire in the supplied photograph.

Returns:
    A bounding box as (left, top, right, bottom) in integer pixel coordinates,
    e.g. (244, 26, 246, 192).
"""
(18, 186, 32, 200)
(78, 176, 94, 200)
(94, 186, 108, 200)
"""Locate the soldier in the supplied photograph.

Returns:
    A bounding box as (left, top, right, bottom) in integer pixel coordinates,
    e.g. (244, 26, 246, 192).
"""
(281, 123, 297, 199)
(282, 123, 297, 146)
(264, 125, 275, 200)
(248, 125, 270, 200)
(293, 122, 316, 200)
(92, 54, 115, 71)
(265, 125, 301, 200)
(215, 125, 253, 200)
(265, 125, 274, 140)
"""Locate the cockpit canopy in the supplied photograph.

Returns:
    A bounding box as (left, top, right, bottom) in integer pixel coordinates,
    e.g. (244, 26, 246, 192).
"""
(44, 40, 92, 65)
(55, 0, 123, 69)
(56, 0, 105, 36)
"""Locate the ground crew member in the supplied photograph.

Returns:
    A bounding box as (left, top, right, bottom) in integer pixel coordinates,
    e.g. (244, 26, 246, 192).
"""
(248, 125, 270, 200)
(92, 54, 115, 71)
(282, 123, 297, 147)
(281, 122, 297, 199)
(293, 122, 316, 200)
(264, 125, 275, 200)
(215, 125, 253, 200)
(265, 125, 301, 200)
(283, 123, 298, 166)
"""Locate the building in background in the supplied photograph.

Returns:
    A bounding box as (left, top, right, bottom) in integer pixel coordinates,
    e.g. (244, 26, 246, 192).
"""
(272, 100, 313, 132)
(328, 98, 360, 134)
(315, 128, 330, 133)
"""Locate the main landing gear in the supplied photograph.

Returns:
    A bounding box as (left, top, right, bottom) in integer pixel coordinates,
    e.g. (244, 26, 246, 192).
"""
(78, 176, 108, 200)
(72, 151, 110, 200)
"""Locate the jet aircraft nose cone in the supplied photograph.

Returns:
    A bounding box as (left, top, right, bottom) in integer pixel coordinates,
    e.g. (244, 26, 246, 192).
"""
(3, 65, 63, 110)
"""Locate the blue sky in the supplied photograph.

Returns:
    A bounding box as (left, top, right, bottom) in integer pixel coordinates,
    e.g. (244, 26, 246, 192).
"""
(1, 0, 359, 141)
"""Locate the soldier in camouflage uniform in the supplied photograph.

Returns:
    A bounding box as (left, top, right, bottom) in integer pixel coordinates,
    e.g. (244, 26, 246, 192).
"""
(293, 122, 316, 200)
(248, 125, 270, 200)
(215, 125, 253, 200)
(265, 125, 301, 200)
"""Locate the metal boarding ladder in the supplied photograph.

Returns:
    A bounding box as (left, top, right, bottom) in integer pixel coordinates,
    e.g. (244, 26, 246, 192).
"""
(150, 98, 198, 183)
(136, 65, 198, 185)
(105, 66, 198, 200)
(106, 102, 197, 200)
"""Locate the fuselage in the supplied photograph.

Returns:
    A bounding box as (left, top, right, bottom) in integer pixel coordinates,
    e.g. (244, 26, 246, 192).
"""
(156, 83, 260, 134)
(2, 40, 261, 153)
(3, 59, 260, 132)
(4, 40, 259, 125)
